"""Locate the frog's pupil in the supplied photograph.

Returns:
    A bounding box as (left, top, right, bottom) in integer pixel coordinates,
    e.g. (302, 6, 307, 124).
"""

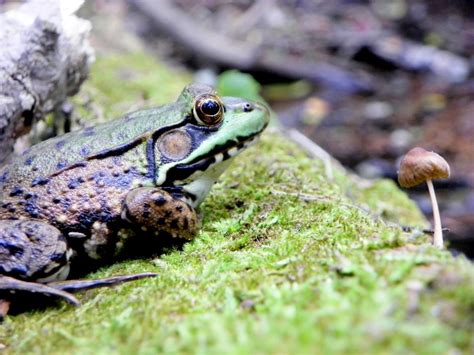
(201, 100, 220, 115)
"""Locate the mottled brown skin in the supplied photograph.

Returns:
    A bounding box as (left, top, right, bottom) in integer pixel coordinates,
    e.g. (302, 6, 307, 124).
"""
(0, 149, 197, 264)
(0, 147, 197, 314)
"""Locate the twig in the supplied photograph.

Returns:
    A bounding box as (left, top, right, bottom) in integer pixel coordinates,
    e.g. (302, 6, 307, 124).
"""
(230, 0, 276, 36)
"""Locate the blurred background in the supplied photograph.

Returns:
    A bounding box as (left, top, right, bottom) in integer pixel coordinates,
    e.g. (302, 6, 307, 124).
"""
(3, 0, 474, 257)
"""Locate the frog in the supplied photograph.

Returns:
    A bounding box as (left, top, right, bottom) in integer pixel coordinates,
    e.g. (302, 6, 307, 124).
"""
(0, 83, 269, 316)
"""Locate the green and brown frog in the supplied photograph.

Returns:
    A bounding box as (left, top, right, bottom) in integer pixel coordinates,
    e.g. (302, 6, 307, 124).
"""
(0, 84, 269, 316)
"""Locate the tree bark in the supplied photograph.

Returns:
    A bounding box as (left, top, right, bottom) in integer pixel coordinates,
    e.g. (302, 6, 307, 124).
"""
(0, 0, 94, 164)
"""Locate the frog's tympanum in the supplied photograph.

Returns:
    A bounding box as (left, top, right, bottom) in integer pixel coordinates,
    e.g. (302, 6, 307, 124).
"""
(0, 84, 269, 316)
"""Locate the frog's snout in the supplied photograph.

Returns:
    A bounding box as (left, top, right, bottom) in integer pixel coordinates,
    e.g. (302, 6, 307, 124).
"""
(254, 102, 270, 122)
(249, 101, 270, 129)
(223, 97, 270, 124)
(222, 97, 250, 112)
(240, 101, 268, 116)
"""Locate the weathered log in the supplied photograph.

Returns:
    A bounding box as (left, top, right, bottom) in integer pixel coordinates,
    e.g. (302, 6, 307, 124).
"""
(0, 0, 94, 164)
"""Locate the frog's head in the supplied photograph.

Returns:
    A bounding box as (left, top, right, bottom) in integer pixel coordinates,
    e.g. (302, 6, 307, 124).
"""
(155, 84, 270, 207)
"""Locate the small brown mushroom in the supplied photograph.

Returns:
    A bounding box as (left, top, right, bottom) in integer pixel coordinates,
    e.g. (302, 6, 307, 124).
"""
(398, 147, 450, 248)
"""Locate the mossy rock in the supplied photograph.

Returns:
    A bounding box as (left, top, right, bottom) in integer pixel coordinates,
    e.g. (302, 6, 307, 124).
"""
(1, 53, 472, 354)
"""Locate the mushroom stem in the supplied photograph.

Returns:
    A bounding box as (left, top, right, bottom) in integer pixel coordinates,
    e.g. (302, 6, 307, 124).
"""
(426, 179, 443, 248)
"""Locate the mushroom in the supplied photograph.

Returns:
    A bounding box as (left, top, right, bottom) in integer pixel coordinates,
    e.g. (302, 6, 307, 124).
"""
(398, 147, 450, 248)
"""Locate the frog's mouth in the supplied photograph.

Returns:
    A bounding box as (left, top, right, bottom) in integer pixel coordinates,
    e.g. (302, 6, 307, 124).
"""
(164, 134, 259, 185)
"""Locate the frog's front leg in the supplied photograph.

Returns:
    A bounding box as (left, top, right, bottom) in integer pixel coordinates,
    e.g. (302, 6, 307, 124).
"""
(122, 187, 199, 240)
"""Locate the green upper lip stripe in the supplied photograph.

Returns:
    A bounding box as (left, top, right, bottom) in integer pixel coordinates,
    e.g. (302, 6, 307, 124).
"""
(184, 130, 261, 167)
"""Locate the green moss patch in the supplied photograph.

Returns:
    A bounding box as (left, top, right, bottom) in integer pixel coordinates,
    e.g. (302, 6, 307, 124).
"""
(74, 53, 191, 121)
(1, 54, 472, 354)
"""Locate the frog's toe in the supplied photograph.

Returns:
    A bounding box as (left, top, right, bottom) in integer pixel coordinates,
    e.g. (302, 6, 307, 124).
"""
(0, 299, 10, 321)
(0, 276, 80, 306)
(48, 272, 158, 292)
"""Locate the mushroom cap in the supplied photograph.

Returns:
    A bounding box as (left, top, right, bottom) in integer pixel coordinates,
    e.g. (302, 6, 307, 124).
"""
(398, 147, 450, 188)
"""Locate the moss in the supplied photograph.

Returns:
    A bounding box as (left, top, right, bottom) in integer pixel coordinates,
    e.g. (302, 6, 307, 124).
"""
(73, 52, 191, 121)
(352, 178, 427, 227)
(1, 53, 472, 354)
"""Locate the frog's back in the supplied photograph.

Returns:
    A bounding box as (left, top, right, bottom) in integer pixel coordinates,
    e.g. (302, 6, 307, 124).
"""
(0, 103, 184, 189)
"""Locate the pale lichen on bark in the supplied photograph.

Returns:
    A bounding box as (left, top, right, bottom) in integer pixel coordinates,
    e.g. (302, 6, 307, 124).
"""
(0, 0, 94, 164)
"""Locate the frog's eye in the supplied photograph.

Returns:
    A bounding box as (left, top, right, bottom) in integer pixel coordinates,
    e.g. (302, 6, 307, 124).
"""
(193, 94, 224, 126)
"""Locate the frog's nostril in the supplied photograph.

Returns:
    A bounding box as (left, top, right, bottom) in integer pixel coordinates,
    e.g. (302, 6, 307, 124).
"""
(243, 103, 253, 112)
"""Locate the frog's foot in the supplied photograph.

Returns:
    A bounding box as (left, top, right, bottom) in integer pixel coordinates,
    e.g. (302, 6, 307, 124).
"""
(0, 220, 72, 282)
(0, 275, 80, 307)
(48, 272, 158, 293)
(123, 187, 199, 240)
